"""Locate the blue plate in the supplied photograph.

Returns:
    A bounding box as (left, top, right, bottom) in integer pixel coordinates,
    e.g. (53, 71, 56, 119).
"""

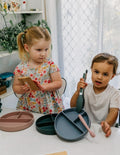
(54, 108, 91, 141)
(36, 113, 57, 135)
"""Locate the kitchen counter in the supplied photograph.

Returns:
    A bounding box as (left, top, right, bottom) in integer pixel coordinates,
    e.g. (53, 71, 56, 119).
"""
(0, 108, 120, 155)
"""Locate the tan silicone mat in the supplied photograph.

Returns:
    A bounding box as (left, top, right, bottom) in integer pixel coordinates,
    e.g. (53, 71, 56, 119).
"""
(0, 111, 34, 132)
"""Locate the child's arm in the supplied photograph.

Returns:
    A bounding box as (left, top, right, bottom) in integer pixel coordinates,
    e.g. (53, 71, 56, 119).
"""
(105, 108, 119, 126)
(13, 73, 30, 94)
(101, 108, 119, 137)
(34, 72, 62, 92)
(70, 78, 87, 107)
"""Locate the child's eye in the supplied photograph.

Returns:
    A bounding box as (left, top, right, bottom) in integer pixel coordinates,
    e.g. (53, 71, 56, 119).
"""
(37, 49, 42, 51)
(103, 73, 108, 76)
(45, 48, 48, 51)
(94, 70, 99, 74)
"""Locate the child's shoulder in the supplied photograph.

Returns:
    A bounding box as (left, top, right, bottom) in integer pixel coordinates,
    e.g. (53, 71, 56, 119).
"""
(45, 59, 59, 73)
(46, 58, 55, 65)
(15, 61, 27, 70)
(45, 59, 58, 67)
(107, 85, 120, 94)
(17, 61, 27, 67)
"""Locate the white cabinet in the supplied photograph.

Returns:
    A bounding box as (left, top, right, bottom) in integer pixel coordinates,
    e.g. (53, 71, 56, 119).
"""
(1, 93, 18, 109)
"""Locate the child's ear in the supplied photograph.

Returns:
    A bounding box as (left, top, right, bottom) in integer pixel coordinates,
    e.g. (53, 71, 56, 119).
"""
(111, 74, 115, 79)
(24, 44, 29, 52)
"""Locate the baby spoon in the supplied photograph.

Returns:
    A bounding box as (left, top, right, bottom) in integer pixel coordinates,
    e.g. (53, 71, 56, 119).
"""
(76, 70, 88, 112)
(78, 114, 95, 137)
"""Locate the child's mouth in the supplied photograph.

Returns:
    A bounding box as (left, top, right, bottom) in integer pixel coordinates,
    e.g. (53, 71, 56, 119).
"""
(95, 81, 102, 85)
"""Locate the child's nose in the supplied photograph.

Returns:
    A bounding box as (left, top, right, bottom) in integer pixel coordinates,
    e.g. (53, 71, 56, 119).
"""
(98, 74, 102, 79)
(41, 51, 46, 55)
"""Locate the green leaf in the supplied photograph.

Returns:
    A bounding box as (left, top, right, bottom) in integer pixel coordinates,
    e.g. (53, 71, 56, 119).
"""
(46, 26, 51, 34)
(9, 20, 14, 27)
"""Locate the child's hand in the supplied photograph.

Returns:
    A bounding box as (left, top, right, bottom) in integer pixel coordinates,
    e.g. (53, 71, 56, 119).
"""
(33, 80, 46, 91)
(77, 78, 87, 92)
(21, 84, 30, 93)
(101, 121, 111, 137)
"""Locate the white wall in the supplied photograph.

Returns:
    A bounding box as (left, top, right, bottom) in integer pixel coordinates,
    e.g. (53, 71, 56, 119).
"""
(27, 0, 43, 10)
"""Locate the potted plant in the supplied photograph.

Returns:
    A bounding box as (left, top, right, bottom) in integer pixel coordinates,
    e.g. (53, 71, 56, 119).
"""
(0, 3, 51, 53)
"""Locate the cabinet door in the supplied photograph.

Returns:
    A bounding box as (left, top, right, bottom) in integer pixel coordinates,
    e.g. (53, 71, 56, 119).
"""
(1, 93, 18, 109)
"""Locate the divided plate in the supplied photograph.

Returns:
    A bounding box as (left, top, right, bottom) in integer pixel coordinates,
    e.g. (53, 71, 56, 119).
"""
(36, 113, 57, 135)
(0, 111, 34, 132)
(54, 108, 91, 141)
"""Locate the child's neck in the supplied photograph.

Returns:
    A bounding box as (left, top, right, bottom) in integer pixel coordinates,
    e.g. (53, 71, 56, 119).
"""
(93, 85, 108, 94)
(28, 60, 43, 69)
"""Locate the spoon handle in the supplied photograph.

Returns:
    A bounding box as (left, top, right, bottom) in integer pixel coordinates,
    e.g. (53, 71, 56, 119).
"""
(78, 114, 95, 137)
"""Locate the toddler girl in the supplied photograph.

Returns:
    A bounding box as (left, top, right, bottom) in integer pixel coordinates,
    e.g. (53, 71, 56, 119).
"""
(13, 26, 64, 114)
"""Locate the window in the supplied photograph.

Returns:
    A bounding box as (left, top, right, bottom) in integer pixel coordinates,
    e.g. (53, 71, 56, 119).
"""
(57, 0, 120, 98)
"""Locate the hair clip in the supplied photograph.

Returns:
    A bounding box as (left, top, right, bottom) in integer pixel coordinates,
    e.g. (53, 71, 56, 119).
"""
(24, 30, 27, 34)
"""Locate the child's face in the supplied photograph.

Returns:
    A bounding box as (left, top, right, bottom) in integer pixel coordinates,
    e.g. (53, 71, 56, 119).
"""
(24, 39, 51, 64)
(91, 61, 115, 93)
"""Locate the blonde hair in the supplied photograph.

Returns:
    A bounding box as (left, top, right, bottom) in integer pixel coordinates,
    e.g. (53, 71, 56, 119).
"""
(91, 53, 118, 74)
(17, 26, 51, 61)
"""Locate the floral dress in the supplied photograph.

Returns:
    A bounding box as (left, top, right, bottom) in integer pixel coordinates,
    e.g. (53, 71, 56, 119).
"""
(14, 59, 64, 114)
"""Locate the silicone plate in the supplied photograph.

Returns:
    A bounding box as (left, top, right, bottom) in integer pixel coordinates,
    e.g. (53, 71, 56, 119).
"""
(0, 111, 34, 132)
(36, 113, 57, 135)
(54, 108, 91, 141)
